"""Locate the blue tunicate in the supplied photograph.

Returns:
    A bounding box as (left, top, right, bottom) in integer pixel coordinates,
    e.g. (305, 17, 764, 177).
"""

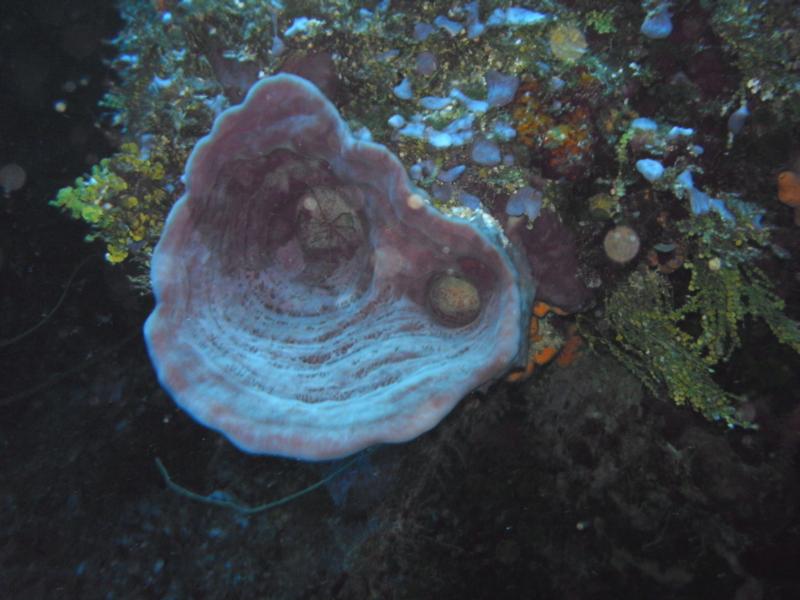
(434, 15, 463, 36)
(640, 6, 672, 39)
(420, 96, 452, 110)
(635, 159, 665, 182)
(393, 78, 413, 100)
(471, 139, 501, 166)
(354, 127, 372, 142)
(464, 1, 485, 38)
(676, 169, 695, 190)
(506, 7, 548, 25)
(631, 117, 658, 131)
(487, 7, 548, 27)
(387, 114, 405, 128)
(491, 121, 516, 141)
(415, 52, 438, 77)
(467, 22, 485, 38)
(463, 2, 480, 21)
(458, 191, 482, 210)
(689, 187, 711, 215)
(438, 165, 466, 183)
(444, 114, 474, 133)
(505, 187, 542, 220)
(450, 130, 475, 146)
(549, 76, 566, 92)
(677, 169, 735, 222)
(442, 115, 475, 146)
(709, 198, 735, 222)
(450, 88, 488, 114)
(727, 105, 749, 135)
(448, 130, 474, 146)
(667, 126, 693, 138)
(150, 75, 173, 90)
(398, 121, 425, 139)
(270, 35, 285, 56)
(432, 182, 453, 201)
(486, 70, 520, 107)
(427, 131, 453, 148)
(285, 17, 319, 37)
(413, 22, 435, 41)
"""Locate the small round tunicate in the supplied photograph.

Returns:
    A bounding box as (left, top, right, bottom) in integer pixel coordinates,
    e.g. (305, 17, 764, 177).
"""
(415, 51, 438, 77)
(640, 7, 672, 39)
(427, 273, 481, 327)
(603, 225, 640, 264)
(635, 158, 664, 182)
(471, 139, 501, 166)
(0, 164, 26, 196)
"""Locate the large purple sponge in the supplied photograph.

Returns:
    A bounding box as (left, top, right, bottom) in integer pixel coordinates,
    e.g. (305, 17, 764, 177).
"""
(144, 74, 533, 460)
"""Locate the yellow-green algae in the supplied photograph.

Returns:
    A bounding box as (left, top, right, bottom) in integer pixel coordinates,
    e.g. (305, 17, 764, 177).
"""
(601, 209, 800, 427)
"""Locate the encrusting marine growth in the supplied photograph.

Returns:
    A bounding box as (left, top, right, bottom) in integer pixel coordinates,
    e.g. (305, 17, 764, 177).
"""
(143, 74, 534, 460)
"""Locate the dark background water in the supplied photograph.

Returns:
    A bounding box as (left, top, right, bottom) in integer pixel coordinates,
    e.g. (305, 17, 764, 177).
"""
(2, 1, 799, 599)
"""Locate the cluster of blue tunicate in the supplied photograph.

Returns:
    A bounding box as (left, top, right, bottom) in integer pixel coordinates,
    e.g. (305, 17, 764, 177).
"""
(675, 170, 736, 222)
(674, 169, 763, 227)
(382, 4, 552, 218)
(387, 71, 520, 153)
(387, 3, 545, 160)
(627, 117, 701, 187)
(505, 186, 543, 220)
(409, 160, 481, 210)
(625, 114, 762, 226)
(413, 1, 505, 40)
(389, 111, 475, 148)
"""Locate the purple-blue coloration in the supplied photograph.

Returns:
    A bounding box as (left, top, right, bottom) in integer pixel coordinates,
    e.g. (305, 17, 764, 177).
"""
(420, 96, 452, 110)
(434, 15, 463, 36)
(506, 187, 543, 220)
(677, 169, 735, 221)
(415, 51, 438, 77)
(438, 164, 466, 183)
(641, 5, 672, 39)
(458, 190, 482, 210)
(486, 70, 520, 107)
(631, 117, 658, 131)
(635, 159, 665, 182)
(144, 75, 535, 460)
(727, 105, 750, 135)
(471, 138, 501, 166)
(393, 77, 413, 100)
(413, 22, 434, 41)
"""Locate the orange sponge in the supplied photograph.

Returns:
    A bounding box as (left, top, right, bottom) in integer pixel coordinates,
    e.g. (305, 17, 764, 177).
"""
(778, 170, 800, 225)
